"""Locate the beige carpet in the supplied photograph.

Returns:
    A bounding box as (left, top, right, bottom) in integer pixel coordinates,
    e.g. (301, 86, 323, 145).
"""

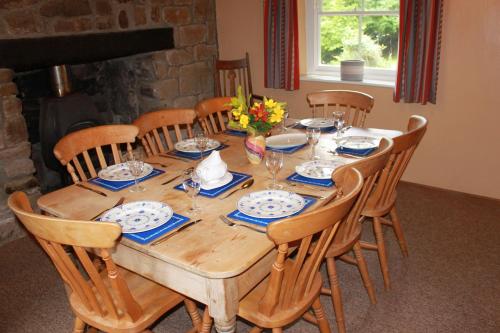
(1, 182, 499, 332)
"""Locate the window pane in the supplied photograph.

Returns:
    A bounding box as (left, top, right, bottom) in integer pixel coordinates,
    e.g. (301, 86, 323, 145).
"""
(362, 15, 399, 68)
(321, 0, 361, 11)
(365, 0, 399, 11)
(320, 15, 359, 65)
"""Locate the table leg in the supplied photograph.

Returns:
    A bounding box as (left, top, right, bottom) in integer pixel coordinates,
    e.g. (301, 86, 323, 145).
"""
(207, 278, 239, 333)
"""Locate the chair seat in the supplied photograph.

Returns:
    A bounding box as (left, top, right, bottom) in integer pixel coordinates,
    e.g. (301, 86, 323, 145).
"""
(362, 191, 397, 217)
(69, 266, 184, 333)
(326, 223, 362, 258)
(238, 260, 323, 329)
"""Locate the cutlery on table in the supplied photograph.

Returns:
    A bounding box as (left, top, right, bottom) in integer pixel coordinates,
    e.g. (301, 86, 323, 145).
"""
(150, 219, 202, 246)
(341, 125, 353, 133)
(218, 215, 265, 233)
(327, 150, 363, 159)
(218, 178, 254, 200)
(159, 152, 191, 162)
(76, 183, 107, 197)
(286, 121, 299, 128)
(149, 162, 169, 168)
(294, 192, 328, 200)
(91, 197, 125, 220)
(161, 167, 195, 185)
(286, 181, 328, 192)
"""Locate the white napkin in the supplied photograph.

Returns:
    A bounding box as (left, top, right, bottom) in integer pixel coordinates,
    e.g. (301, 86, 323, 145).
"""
(195, 151, 228, 184)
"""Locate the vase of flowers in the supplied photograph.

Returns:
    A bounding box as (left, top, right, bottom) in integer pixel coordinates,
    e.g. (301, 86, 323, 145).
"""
(228, 86, 286, 164)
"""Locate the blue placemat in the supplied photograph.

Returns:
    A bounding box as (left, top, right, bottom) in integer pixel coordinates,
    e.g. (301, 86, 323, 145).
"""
(336, 146, 377, 156)
(227, 196, 317, 228)
(173, 144, 229, 160)
(267, 144, 307, 154)
(89, 168, 165, 192)
(173, 171, 251, 198)
(295, 124, 338, 133)
(286, 172, 334, 187)
(224, 129, 247, 137)
(122, 213, 190, 244)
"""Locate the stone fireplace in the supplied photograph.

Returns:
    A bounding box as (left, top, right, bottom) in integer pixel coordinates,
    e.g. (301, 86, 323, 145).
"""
(0, 0, 218, 245)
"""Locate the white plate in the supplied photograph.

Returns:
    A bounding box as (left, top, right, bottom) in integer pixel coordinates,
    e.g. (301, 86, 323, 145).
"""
(237, 190, 306, 219)
(266, 133, 307, 149)
(299, 118, 335, 129)
(339, 136, 379, 150)
(100, 201, 173, 233)
(201, 172, 233, 190)
(98, 162, 153, 182)
(175, 138, 220, 153)
(295, 159, 346, 180)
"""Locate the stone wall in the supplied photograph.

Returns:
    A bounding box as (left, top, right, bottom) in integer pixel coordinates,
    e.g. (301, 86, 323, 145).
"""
(0, 0, 218, 245)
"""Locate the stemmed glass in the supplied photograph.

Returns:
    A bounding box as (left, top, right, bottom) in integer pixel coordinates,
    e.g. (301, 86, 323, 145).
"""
(266, 151, 284, 189)
(125, 153, 146, 192)
(281, 108, 290, 132)
(306, 127, 321, 160)
(332, 111, 345, 154)
(194, 132, 209, 160)
(183, 171, 202, 215)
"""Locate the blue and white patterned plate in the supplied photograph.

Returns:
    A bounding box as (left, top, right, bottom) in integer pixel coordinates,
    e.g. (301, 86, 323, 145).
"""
(237, 190, 306, 219)
(174, 138, 221, 153)
(99, 201, 173, 233)
(339, 136, 379, 150)
(295, 159, 346, 180)
(98, 162, 153, 182)
(299, 118, 335, 129)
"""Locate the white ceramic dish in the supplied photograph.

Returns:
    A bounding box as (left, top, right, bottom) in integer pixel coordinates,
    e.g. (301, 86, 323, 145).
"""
(339, 136, 379, 150)
(201, 172, 233, 190)
(98, 162, 153, 182)
(174, 138, 220, 153)
(237, 190, 306, 219)
(299, 118, 335, 129)
(266, 133, 307, 149)
(100, 201, 173, 233)
(295, 159, 346, 180)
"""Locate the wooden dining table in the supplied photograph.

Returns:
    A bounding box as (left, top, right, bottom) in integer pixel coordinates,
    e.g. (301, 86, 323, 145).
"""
(37, 125, 402, 333)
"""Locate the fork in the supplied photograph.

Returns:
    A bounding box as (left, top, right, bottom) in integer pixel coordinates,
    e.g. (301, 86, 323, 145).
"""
(218, 215, 265, 233)
(286, 181, 328, 192)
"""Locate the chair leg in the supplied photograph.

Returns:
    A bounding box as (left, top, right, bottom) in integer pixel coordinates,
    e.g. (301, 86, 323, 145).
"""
(389, 207, 409, 257)
(353, 241, 377, 304)
(373, 217, 390, 289)
(249, 327, 263, 333)
(326, 257, 345, 333)
(72, 318, 86, 333)
(199, 306, 213, 333)
(184, 298, 203, 331)
(311, 297, 331, 333)
(86, 328, 98, 333)
(272, 328, 283, 333)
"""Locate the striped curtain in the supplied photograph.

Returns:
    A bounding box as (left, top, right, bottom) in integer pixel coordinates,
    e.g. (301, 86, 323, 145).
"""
(264, 0, 300, 91)
(394, 0, 444, 104)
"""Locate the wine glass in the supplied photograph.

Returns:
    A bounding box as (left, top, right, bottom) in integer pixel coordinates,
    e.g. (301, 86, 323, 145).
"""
(281, 108, 290, 132)
(183, 171, 202, 215)
(306, 127, 321, 160)
(125, 153, 145, 192)
(266, 151, 284, 189)
(332, 111, 345, 154)
(194, 132, 209, 160)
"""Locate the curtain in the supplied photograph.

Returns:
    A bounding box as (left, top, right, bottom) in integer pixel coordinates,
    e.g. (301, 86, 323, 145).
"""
(394, 0, 444, 104)
(264, 0, 300, 91)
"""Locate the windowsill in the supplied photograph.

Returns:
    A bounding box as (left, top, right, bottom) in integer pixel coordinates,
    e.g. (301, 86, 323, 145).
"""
(301, 74, 395, 88)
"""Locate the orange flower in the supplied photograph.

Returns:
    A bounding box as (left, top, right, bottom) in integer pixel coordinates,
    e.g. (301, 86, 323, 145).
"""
(249, 103, 268, 122)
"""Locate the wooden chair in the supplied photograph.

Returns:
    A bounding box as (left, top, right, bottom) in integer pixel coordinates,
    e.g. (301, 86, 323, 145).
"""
(7, 191, 202, 333)
(199, 168, 364, 333)
(53, 124, 139, 183)
(322, 138, 394, 333)
(361, 115, 428, 289)
(132, 108, 197, 157)
(214, 52, 263, 103)
(306, 90, 374, 127)
(194, 97, 233, 135)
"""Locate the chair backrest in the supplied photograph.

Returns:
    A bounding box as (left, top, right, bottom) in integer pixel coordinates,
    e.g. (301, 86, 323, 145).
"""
(194, 97, 233, 135)
(215, 52, 254, 99)
(7, 191, 145, 322)
(331, 138, 394, 243)
(258, 168, 363, 316)
(133, 108, 197, 157)
(366, 115, 428, 212)
(307, 90, 374, 127)
(53, 124, 139, 183)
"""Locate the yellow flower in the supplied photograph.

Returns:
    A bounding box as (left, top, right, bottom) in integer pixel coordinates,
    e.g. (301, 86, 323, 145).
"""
(239, 114, 249, 128)
(232, 105, 243, 119)
(269, 106, 284, 123)
(265, 99, 277, 109)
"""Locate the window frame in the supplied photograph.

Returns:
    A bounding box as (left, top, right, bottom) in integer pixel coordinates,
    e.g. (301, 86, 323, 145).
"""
(305, 0, 399, 84)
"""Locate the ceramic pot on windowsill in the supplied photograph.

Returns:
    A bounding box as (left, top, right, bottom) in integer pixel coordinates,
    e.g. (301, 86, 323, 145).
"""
(244, 127, 267, 165)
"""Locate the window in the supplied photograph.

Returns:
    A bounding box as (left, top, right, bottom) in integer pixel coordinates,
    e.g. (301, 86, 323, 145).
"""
(305, 0, 399, 83)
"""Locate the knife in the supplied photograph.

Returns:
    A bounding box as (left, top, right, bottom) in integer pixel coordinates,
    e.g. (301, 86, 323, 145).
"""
(161, 174, 182, 185)
(159, 152, 191, 162)
(294, 192, 327, 200)
(76, 183, 107, 197)
(150, 219, 202, 246)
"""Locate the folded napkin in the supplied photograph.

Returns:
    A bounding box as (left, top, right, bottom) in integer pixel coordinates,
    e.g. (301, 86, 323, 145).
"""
(227, 195, 317, 228)
(286, 172, 334, 187)
(89, 168, 164, 191)
(336, 146, 377, 156)
(196, 150, 227, 183)
(266, 144, 307, 154)
(122, 213, 190, 244)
